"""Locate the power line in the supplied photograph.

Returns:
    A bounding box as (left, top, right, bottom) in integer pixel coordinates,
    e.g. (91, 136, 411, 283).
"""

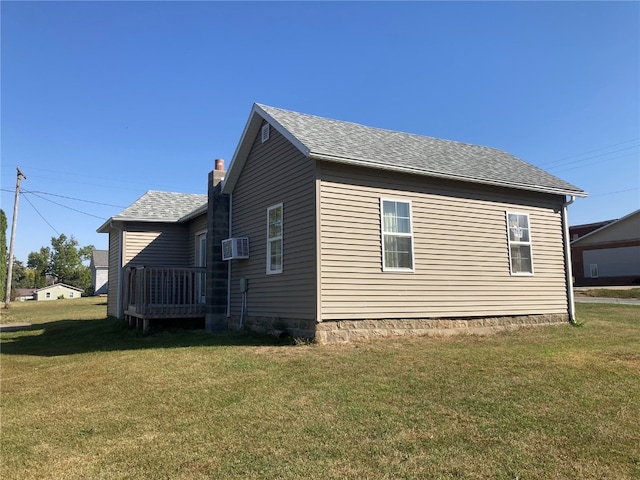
(538, 138, 640, 168)
(548, 151, 639, 174)
(589, 187, 640, 198)
(544, 145, 639, 172)
(22, 189, 125, 208)
(21, 193, 60, 236)
(23, 191, 108, 220)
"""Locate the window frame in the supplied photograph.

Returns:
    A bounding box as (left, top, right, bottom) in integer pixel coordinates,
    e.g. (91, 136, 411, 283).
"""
(506, 211, 534, 276)
(266, 203, 283, 275)
(380, 198, 415, 273)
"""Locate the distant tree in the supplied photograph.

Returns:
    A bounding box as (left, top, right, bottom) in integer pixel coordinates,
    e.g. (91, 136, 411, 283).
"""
(26, 234, 95, 293)
(49, 234, 94, 292)
(10, 260, 29, 288)
(27, 247, 51, 288)
(0, 209, 6, 301)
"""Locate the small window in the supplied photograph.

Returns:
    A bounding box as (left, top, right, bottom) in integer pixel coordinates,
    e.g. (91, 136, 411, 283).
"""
(506, 212, 534, 275)
(261, 124, 270, 143)
(381, 199, 414, 271)
(267, 204, 283, 274)
(69, 292, 74, 298)
(46, 292, 51, 299)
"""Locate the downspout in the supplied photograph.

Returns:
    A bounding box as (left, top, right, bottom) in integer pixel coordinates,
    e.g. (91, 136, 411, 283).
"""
(226, 193, 232, 318)
(562, 196, 576, 324)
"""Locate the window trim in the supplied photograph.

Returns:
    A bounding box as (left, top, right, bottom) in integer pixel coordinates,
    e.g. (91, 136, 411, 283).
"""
(380, 198, 415, 273)
(506, 211, 534, 276)
(266, 203, 283, 275)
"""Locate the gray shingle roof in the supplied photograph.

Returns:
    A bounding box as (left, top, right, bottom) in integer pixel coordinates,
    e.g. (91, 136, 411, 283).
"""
(91, 249, 108, 267)
(252, 104, 585, 197)
(110, 190, 207, 223)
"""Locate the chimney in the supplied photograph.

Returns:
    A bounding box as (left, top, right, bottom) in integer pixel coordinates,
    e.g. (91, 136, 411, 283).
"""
(213, 158, 226, 187)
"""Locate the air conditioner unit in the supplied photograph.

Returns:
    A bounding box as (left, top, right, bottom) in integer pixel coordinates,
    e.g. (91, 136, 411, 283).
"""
(222, 237, 249, 260)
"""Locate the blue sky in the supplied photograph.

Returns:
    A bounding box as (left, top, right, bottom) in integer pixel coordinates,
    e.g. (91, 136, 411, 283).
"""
(2, 1, 639, 263)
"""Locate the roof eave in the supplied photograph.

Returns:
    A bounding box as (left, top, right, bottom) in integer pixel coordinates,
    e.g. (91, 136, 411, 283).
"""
(310, 153, 588, 198)
(179, 204, 208, 223)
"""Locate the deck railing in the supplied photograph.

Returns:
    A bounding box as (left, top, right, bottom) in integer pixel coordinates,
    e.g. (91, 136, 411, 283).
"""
(124, 266, 206, 319)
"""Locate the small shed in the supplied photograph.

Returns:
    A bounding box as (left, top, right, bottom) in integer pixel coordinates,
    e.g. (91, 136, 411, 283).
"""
(34, 283, 84, 301)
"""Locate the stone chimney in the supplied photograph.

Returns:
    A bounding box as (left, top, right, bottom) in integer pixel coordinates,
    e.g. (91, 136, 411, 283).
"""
(213, 158, 226, 187)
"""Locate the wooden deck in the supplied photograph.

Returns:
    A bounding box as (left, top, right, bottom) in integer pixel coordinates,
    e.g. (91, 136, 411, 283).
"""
(123, 266, 206, 333)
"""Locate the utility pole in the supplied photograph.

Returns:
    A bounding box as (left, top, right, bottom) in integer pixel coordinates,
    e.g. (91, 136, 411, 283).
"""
(4, 167, 27, 309)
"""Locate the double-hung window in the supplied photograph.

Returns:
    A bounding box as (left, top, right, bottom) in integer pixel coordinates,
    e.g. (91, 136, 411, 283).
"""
(267, 203, 283, 274)
(381, 199, 414, 271)
(506, 212, 534, 275)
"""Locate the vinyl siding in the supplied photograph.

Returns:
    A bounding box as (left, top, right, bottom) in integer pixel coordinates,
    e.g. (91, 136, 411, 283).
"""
(122, 223, 190, 267)
(229, 121, 316, 320)
(107, 229, 120, 317)
(318, 162, 568, 320)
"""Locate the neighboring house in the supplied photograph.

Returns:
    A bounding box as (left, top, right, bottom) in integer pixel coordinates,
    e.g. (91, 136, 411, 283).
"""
(571, 209, 640, 286)
(34, 283, 84, 301)
(569, 219, 615, 242)
(97, 179, 223, 321)
(90, 249, 109, 295)
(14, 288, 36, 301)
(100, 104, 587, 342)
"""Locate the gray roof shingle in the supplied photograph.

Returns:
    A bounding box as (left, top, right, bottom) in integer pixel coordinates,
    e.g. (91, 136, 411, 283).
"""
(110, 190, 207, 223)
(253, 104, 585, 197)
(91, 249, 109, 267)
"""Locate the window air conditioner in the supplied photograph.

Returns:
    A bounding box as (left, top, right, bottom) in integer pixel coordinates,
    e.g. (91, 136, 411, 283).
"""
(222, 237, 250, 260)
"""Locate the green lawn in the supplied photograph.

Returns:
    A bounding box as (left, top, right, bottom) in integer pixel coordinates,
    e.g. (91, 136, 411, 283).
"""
(1, 298, 639, 479)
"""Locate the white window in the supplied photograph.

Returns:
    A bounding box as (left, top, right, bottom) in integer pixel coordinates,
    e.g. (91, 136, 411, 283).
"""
(506, 212, 534, 275)
(69, 292, 74, 298)
(267, 204, 283, 274)
(46, 292, 51, 299)
(381, 199, 414, 271)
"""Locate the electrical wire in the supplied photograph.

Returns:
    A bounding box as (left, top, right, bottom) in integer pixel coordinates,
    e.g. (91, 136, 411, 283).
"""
(547, 151, 638, 174)
(21, 193, 61, 236)
(22, 190, 125, 208)
(545, 146, 639, 172)
(23, 191, 109, 220)
(589, 187, 640, 198)
(538, 138, 640, 169)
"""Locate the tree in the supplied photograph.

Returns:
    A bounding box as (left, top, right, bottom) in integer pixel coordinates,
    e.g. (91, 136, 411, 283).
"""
(0, 209, 6, 302)
(26, 234, 95, 292)
(27, 247, 51, 288)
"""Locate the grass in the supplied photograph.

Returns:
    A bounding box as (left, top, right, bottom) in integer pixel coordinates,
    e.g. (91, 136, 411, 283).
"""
(576, 287, 640, 299)
(1, 298, 639, 479)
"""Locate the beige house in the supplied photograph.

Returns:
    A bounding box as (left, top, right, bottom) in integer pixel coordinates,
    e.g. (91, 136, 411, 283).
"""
(34, 283, 84, 301)
(219, 104, 587, 342)
(98, 104, 587, 342)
